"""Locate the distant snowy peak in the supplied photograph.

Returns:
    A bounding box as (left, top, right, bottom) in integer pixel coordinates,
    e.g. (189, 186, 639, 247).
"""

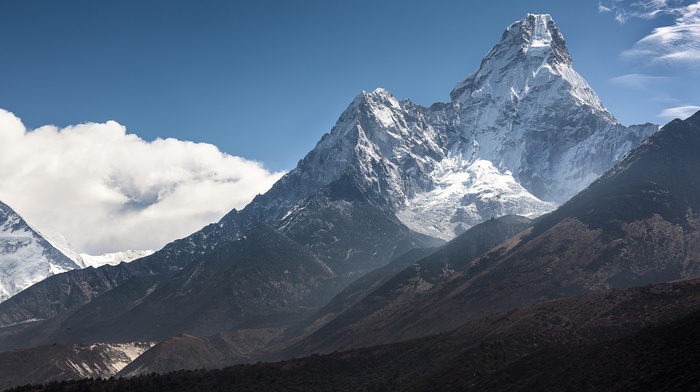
(79, 250, 155, 268)
(0, 201, 81, 302)
(0, 201, 152, 303)
(36, 228, 84, 266)
(38, 228, 153, 268)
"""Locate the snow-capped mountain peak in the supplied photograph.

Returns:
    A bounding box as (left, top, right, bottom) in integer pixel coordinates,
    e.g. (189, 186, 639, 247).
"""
(38, 227, 154, 269)
(0, 201, 81, 302)
(438, 13, 651, 204)
(0, 201, 155, 303)
(226, 14, 658, 245)
(518, 14, 569, 63)
(35, 228, 85, 267)
(450, 14, 610, 123)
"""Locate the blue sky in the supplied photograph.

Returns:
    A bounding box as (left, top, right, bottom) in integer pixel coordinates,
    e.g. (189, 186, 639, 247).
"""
(0, 0, 698, 254)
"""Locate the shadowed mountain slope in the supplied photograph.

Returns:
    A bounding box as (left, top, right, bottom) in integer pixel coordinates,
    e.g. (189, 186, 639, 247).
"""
(3, 224, 335, 347)
(283, 215, 532, 357)
(112, 215, 531, 376)
(275, 168, 443, 278)
(418, 307, 700, 391)
(0, 220, 237, 330)
(17, 278, 700, 391)
(285, 111, 700, 352)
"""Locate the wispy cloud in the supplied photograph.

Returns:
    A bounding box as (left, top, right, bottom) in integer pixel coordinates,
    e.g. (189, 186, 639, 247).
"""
(600, 1, 700, 67)
(658, 105, 700, 119)
(645, 93, 683, 103)
(0, 109, 285, 254)
(609, 73, 669, 89)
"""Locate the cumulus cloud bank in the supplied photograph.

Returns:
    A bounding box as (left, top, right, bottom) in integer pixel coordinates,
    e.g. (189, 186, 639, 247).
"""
(0, 109, 285, 254)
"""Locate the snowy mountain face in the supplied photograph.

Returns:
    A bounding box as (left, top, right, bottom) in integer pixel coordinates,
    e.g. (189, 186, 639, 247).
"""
(0, 201, 81, 302)
(448, 14, 656, 203)
(0, 200, 152, 304)
(36, 228, 85, 267)
(79, 250, 155, 268)
(228, 14, 658, 242)
(38, 228, 154, 268)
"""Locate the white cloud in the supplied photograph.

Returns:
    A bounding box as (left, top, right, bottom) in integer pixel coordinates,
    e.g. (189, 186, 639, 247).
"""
(645, 93, 682, 103)
(615, 11, 629, 23)
(601, 1, 700, 67)
(658, 105, 700, 118)
(609, 73, 669, 89)
(0, 109, 285, 254)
